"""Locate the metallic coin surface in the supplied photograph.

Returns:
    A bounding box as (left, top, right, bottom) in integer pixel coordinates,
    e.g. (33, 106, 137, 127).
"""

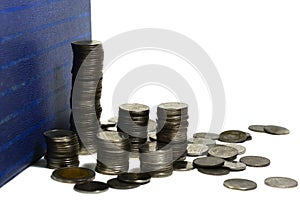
(51, 167, 95, 183)
(248, 125, 265, 133)
(208, 145, 238, 160)
(173, 161, 194, 171)
(193, 132, 219, 140)
(74, 181, 109, 193)
(240, 156, 270, 167)
(223, 161, 247, 171)
(224, 179, 257, 191)
(264, 177, 298, 188)
(193, 157, 225, 168)
(187, 144, 209, 157)
(117, 173, 151, 184)
(187, 138, 216, 147)
(263, 125, 290, 135)
(225, 144, 246, 155)
(219, 130, 248, 143)
(197, 167, 230, 176)
(107, 178, 140, 189)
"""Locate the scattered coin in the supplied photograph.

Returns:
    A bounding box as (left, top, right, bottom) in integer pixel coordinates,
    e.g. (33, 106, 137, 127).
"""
(245, 132, 252, 141)
(173, 161, 194, 171)
(219, 130, 248, 143)
(223, 178, 257, 191)
(73, 181, 109, 193)
(264, 177, 298, 188)
(193, 157, 225, 168)
(208, 145, 238, 160)
(51, 167, 95, 183)
(187, 138, 216, 147)
(197, 167, 230, 176)
(118, 173, 151, 184)
(240, 156, 270, 167)
(187, 144, 209, 157)
(225, 144, 246, 155)
(100, 121, 116, 129)
(107, 178, 140, 189)
(223, 161, 247, 171)
(248, 125, 265, 133)
(108, 117, 118, 123)
(264, 125, 290, 135)
(193, 132, 219, 140)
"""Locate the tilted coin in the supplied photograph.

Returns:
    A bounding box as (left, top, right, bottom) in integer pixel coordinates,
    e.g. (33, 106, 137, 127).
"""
(245, 132, 252, 141)
(187, 138, 216, 147)
(263, 125, 290, 135)
(197, 167, 230, 176)
(248, 125, 265, 133)
(108, 117, 118, 123)
(74, 181, 109, 193)
(264, 177, 298, 188)
(239, 156, 270, 167)
(117, 173, 151, 184)
(224, 178, 257, 191)
(187, 144, 209, 157)
(107, 178, 140, 189)
(208, 145, 238, 160)
(193, 157, 225, 168)
(193, 132, 219, 140)
(223, 161, 247, 171)
(225, 144, 246, 155)
(100, 121, 116, 129)
(173, 161, 194, 171)
(51, 167, 95, 183)
(219, 130, 248, 143)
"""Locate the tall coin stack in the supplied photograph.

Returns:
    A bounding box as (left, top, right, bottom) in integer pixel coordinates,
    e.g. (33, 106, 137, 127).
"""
(156, 102, 189, 161)
(139, 142, 173, 177)
(117, 103, 149, 154)
(96, 131, 130, 175)
(43, 129, 80, 169)
(70, 40, 104, 154)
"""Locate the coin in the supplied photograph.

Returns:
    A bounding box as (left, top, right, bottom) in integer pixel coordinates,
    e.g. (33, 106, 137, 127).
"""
(239, 156, 270, 167)
(117, 173, 151, 184)
(193, 157, 225, 168)
(223, 161, 247, 171)
(193, 132, 219, 140)
(187, 138, 216, 147)
(187, 144, 209, 157)
(107, 178, 140, 189)
(223, 179, 257, 191)
(264, 177, 298, 188)
(100, 121, 116, 129)
(225, 144, 246, 155)
(248, 125, 265, 133)
(263, 125, 290, 135)
(173, 161, 194, 171)
(219, 130, 248, 143)
(208, 145, 238, 160)
(197, 167, 230, 176)
(74, 181, 109, 193)
(51, 167, 95, 183)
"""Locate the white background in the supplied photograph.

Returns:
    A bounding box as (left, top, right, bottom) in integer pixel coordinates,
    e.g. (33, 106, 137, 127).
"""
(1, 0, 300, 199)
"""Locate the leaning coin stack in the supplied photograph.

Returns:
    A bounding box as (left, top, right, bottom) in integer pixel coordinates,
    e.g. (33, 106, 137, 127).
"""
(43, 129, 80, 169)
(139, 142, 173, 177)
(96, 131, 130, 175)
(70, 40, 104, 154)
(156, 102, 189, 160)
(117, 103, 149, 154)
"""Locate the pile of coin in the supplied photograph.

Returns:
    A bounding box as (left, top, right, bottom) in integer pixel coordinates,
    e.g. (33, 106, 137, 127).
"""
(95, 131, 130, 175)
(43, 129, 80, 169)
(139, 142, 173, 177)
(117, 103, 149, 154)
(156, 102, 189, 160)
(70, 40, 104, 154)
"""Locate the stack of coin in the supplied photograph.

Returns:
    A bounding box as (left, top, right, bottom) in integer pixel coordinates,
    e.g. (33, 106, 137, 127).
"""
(43, 129, 80, 169)
(117, 103, 149, 154)
(70, 40, 104, 154)
(96, 131, 130, 175)
(139, 142, 173, 177)
(156, 102, 189, 160)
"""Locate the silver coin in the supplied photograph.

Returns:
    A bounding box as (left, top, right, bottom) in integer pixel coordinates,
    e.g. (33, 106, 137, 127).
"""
(223, 161, 247, 171)
(197, 167, 230, 176)
(117, 173, 151, 184)
(265, 177, 298, 188)
(187, 144, 209, 157)
(158, 102, 188, 111)
(240, 156, 270, 167)
(108, 117, 118, 123)
(119, 103, 149, 113)
(248, 125, 265, 133)
(224, 178, 257, 191)
(193, 132, 219, 140)
(193, 157, 225, 168)
(219, 130, 248, 143)
(173, 161, 194, 171)
(187, 138, 216, 147)
(225, 144, 246, 155)
(264, 125, 290, 135)
(208, 145, 238, 160)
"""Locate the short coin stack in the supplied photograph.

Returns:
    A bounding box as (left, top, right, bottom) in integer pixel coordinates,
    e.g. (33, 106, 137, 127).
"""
(156, 102, 189, 160)
(139, 142, 173, 177)
(96, 131, 130, 175)
(43, 129, 80, 169)
(70, 40, 104, 154)
(117, 103, 149, 154)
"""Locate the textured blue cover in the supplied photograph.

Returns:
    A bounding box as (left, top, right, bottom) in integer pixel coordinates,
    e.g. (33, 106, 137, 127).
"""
(0, 0, 91, 187)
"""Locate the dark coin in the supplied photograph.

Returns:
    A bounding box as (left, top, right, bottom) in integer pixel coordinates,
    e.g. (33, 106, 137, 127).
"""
(101, 121, 116, 129)
(197, 167, 230, 176)
(193, 132, 219, 140)
(223, 161, 247, 171)
(224, 178, 257, 191)
(107, 178, 140, 189)
(263, 125, 290, 135)
(265, 177, 298, 188)
(51, 167, 95, 183)
(173, 161, 194, 171)
(239, 156, 270, 167)
(193, 157, 225, 168)
(117, 173, 151, 184)
(219, 130, 248, 143)
(248, 125, 265, 133)
(74, 181, 109, 193)
(208, 145, 238, 160)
